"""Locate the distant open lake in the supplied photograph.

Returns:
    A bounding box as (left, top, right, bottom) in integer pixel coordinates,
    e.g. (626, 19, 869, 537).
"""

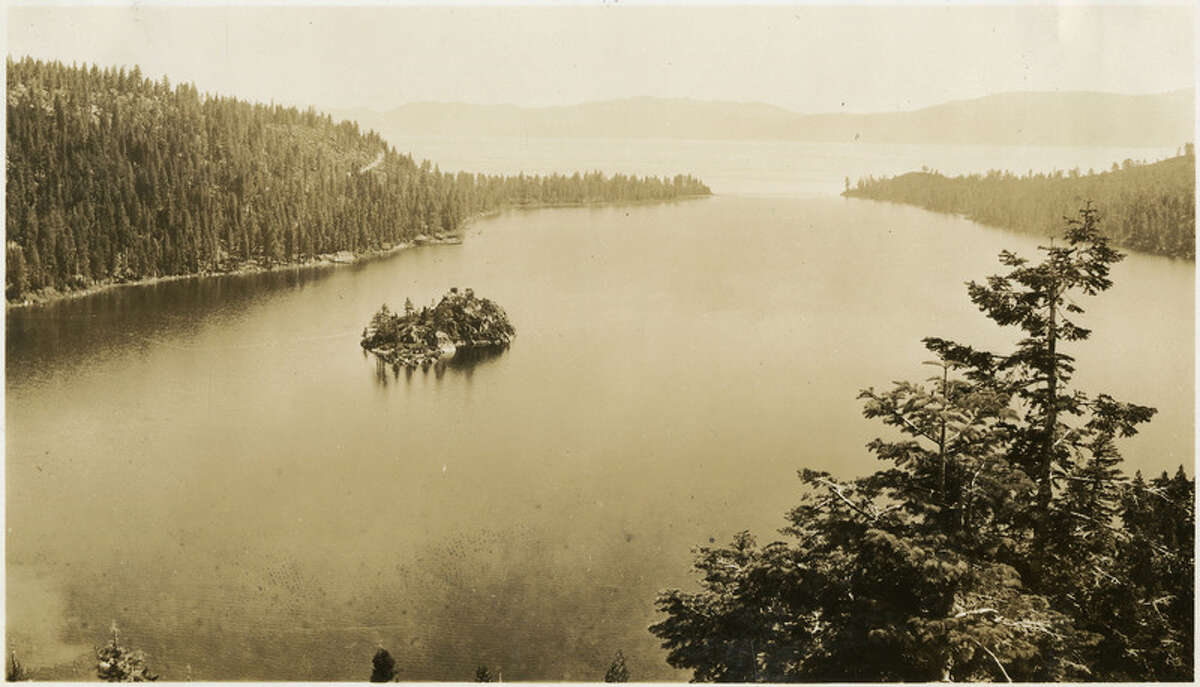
(6, 138, 1191, 680)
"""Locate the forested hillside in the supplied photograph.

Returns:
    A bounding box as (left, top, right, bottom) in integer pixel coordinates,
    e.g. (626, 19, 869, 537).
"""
(844, 150, 1195, 259)
(5, 57, 710, 302)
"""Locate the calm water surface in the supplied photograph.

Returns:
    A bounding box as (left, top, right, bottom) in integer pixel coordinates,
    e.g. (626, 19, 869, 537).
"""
(6, 141, 1192, 680)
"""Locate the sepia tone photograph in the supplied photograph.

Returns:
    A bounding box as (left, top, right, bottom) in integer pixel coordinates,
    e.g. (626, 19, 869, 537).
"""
(3, 1, 1195, 682)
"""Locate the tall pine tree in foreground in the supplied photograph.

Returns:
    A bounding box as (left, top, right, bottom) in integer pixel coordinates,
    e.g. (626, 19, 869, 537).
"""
(650, 205, 1193, 681)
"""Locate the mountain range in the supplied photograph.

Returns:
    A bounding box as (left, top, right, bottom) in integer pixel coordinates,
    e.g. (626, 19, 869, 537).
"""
(336, 90, 1194, 147)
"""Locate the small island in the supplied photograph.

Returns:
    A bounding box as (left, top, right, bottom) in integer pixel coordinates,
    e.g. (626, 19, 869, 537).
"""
(361, 288, 516, 368)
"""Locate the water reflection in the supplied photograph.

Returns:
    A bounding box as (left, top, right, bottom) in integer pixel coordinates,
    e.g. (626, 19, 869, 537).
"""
(6, 264, 345, 385)
(370, 344, 510, 387)
(447, 344, 509, 370)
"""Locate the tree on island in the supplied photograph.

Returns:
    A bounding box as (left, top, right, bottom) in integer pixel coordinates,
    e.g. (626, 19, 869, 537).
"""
(96, 623, 158, 682)
(370, 648, 397, 682)
(649, 205, 1193, 681)
(603, 650, 630, 682)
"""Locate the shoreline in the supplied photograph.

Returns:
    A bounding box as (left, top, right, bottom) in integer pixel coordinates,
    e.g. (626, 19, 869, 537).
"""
(841, 193, 1196, 263)
(6, 194, 712, 310)
(4, 235, 462, 310)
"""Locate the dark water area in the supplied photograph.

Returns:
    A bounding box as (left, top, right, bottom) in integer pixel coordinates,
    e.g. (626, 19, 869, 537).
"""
(6, 185, 1193, 678)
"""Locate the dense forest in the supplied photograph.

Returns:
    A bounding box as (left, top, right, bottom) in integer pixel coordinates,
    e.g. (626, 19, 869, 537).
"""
(5, 57, 710, 302)
(844, 149, 1195, 259)
(651, 206, 1194, 681)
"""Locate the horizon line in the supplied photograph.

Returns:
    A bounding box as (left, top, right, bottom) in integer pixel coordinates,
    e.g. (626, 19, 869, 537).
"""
(334, 87, 1196, 119)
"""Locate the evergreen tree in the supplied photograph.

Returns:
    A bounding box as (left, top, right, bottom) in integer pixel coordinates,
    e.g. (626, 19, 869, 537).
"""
(96, 623, 157, 682)
(650, 205, 1191, 681)
(370, 648, 397, 682)
(925, 203, 1150, 537)
(6, 242, 28, 301)
(473, 666, 493, 682)
(1090, 468, 1195, 679)
(603, 650, 629, 682)
(7, 651, 30, 681)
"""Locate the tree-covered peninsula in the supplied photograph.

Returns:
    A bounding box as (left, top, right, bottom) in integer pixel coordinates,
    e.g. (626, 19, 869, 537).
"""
(5, 57, 711, 303)
(843, 148, 1195, 259)
(362, 288, 515, 368)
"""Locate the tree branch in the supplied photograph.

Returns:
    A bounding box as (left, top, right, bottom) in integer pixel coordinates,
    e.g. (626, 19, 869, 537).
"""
(862, 391, 943, 446)
(970, 638, 1013, 683)
(814, 477, 878, 521)
(954, 608, 1000, 618)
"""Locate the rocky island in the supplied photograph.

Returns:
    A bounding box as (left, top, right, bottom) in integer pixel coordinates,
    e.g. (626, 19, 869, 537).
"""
(361, 288, 516, 368)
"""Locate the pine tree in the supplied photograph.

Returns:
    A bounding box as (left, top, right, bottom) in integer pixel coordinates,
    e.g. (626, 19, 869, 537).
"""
(651, 466, 1087, 681)
(649, 205, 1186, 682)
(924, 204, 1150, 541)
(96, 623, 157, 682)
(370, 648, 397, 682)
(7, 651, 30, 681)
(603, 650, 629, 682)
(6, 242, 29, 300)
(1091, 468, 1196, 679)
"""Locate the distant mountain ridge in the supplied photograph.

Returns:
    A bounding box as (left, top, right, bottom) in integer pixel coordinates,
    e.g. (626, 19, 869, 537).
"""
(337, 90, 1194, 147)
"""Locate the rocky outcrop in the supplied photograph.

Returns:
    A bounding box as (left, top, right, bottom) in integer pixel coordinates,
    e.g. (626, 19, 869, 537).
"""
(361, 288, 515, 368)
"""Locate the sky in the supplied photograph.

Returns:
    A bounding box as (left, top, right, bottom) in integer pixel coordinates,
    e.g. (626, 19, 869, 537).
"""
(4, 3, 1196, 115)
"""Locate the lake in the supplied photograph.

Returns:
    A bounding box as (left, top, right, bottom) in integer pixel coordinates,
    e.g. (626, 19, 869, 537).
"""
(5, 138, 1192, 680)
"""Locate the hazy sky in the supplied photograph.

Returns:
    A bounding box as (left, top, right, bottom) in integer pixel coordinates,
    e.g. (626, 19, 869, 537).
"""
(5, 3, 1195, 114)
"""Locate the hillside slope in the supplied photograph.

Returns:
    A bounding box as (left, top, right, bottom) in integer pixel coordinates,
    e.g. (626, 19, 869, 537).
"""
(5, 58, 709, 303)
